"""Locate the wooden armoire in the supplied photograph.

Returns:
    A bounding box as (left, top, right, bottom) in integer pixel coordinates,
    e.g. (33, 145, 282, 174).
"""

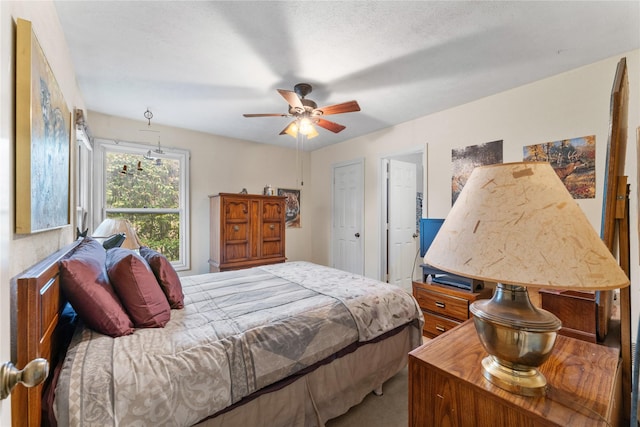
(208, 193, 286, 272)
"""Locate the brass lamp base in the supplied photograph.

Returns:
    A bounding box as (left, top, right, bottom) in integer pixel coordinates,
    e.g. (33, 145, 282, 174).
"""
(470, 283, 562, 397)
(480, 355, 547, 396)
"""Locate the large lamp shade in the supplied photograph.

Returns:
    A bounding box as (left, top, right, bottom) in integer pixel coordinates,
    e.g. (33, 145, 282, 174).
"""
(424, 162, 629, 396)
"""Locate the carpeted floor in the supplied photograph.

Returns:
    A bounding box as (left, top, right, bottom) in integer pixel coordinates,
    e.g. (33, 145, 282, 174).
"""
(325, 366, 408, 427)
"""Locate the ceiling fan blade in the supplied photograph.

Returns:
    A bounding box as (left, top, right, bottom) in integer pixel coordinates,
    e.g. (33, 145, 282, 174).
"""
(243, 113, 289, 117)
(277, 89, 304, 110)
(316, 100, 360, 115)
(315, 118, 346, 133)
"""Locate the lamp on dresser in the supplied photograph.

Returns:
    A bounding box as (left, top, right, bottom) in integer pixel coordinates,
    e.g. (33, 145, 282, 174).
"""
(92, 218, 142, 250)
(424, 162, 629, 397)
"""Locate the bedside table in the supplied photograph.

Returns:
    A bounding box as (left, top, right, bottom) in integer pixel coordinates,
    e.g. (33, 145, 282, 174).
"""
(412, 281, 492, 338)
(409, 320, 621, 426)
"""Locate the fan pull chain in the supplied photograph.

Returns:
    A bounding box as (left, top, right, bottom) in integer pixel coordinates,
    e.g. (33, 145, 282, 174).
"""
(296, 132, 304, 187)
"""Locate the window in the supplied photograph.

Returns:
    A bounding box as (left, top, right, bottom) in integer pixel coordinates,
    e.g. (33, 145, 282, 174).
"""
(75, 109, 93, 236)
(76, 126, 93, 236)
(93, 139, 190, 271)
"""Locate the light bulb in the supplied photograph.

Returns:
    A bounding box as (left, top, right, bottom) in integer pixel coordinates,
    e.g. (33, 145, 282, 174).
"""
(298, 118, 313, 136)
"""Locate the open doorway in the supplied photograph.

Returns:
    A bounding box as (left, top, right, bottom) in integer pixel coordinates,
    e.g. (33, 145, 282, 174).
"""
(380, 150, 424, 292)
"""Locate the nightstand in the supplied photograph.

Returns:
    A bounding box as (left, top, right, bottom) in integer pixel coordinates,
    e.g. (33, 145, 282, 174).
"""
(412, 281, 492, 338)
(409, 320, 621, 426)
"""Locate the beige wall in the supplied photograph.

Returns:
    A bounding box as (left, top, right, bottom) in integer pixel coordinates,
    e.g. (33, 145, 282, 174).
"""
(308, 50, 640, 333)
(87, 112, 312, 275)
(0, 1, 86, 424)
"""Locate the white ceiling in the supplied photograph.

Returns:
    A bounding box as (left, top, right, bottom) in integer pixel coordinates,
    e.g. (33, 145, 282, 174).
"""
(54, 1, 640, 151)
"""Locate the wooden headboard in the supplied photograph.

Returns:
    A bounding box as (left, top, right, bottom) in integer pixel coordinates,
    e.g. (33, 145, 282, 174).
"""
(10, 239, 81, 427)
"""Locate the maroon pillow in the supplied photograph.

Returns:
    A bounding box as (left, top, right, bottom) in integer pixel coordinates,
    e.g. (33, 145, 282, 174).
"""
(59, 237, 134, 337)
(139, 246, 184, 309)
(106, 248, 171, 328)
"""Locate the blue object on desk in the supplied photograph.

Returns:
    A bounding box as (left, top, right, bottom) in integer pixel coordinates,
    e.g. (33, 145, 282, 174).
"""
(419, 218, 483, 291)
(419, 218, 444, 257)
(419, 218, 448, 281)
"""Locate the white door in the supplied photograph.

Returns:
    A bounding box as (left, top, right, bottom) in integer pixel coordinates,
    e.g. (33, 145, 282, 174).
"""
(332, 160, 364, 275)
(388, 159, 417, 290)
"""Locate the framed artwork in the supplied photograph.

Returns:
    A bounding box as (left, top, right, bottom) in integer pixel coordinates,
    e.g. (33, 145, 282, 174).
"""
(451, 140, 503, 205)
(16, 19, 71, 233)
(277, 188, 301, 228)
(523, 135, 596, 199)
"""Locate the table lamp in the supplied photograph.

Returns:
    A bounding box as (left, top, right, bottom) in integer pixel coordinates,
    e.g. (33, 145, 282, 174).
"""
(424, 162, 629, 396)
(92, 218, 142, 250)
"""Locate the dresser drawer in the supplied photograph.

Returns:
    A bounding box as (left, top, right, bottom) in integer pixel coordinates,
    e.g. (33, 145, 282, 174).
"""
(414, 287, 469, 321)
(422, 311, 461, 337)
(262, 221, 282, 238)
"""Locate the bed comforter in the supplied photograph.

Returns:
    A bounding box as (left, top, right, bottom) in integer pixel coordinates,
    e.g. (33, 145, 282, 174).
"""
(54, 261, 423, 426)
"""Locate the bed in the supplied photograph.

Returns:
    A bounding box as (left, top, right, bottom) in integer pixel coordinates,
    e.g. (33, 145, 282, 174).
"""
(11, 238, 423, 426)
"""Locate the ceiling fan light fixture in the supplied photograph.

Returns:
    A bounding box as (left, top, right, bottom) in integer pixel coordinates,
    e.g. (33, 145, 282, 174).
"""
(284, 122, 298, 138)
(305, 124, 319, 139)
(245, 83, 360, 139)
(285, 118, 319, 139)
(298, 118, 313, 135)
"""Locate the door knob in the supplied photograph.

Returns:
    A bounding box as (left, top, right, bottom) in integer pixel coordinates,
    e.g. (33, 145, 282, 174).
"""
(355, 233, 360, 238)
(0, 358, 49, 400)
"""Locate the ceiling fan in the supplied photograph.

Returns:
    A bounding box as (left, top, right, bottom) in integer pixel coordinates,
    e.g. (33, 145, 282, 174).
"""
(243, 83, 360, 139)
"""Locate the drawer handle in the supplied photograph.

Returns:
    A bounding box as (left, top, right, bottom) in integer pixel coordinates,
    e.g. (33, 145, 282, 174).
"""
(435, 325, 446, 332)
(270, 224, 275, 230)
(435, 301, 445, 309)
(233, 225, 239, 231)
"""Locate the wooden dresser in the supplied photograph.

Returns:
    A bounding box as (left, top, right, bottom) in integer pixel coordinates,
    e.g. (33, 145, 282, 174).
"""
(412, 281, 492, 338)
(538, 289, 598, 343)
(209, 193, 286, 272)
(409, 320, 622, 427)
